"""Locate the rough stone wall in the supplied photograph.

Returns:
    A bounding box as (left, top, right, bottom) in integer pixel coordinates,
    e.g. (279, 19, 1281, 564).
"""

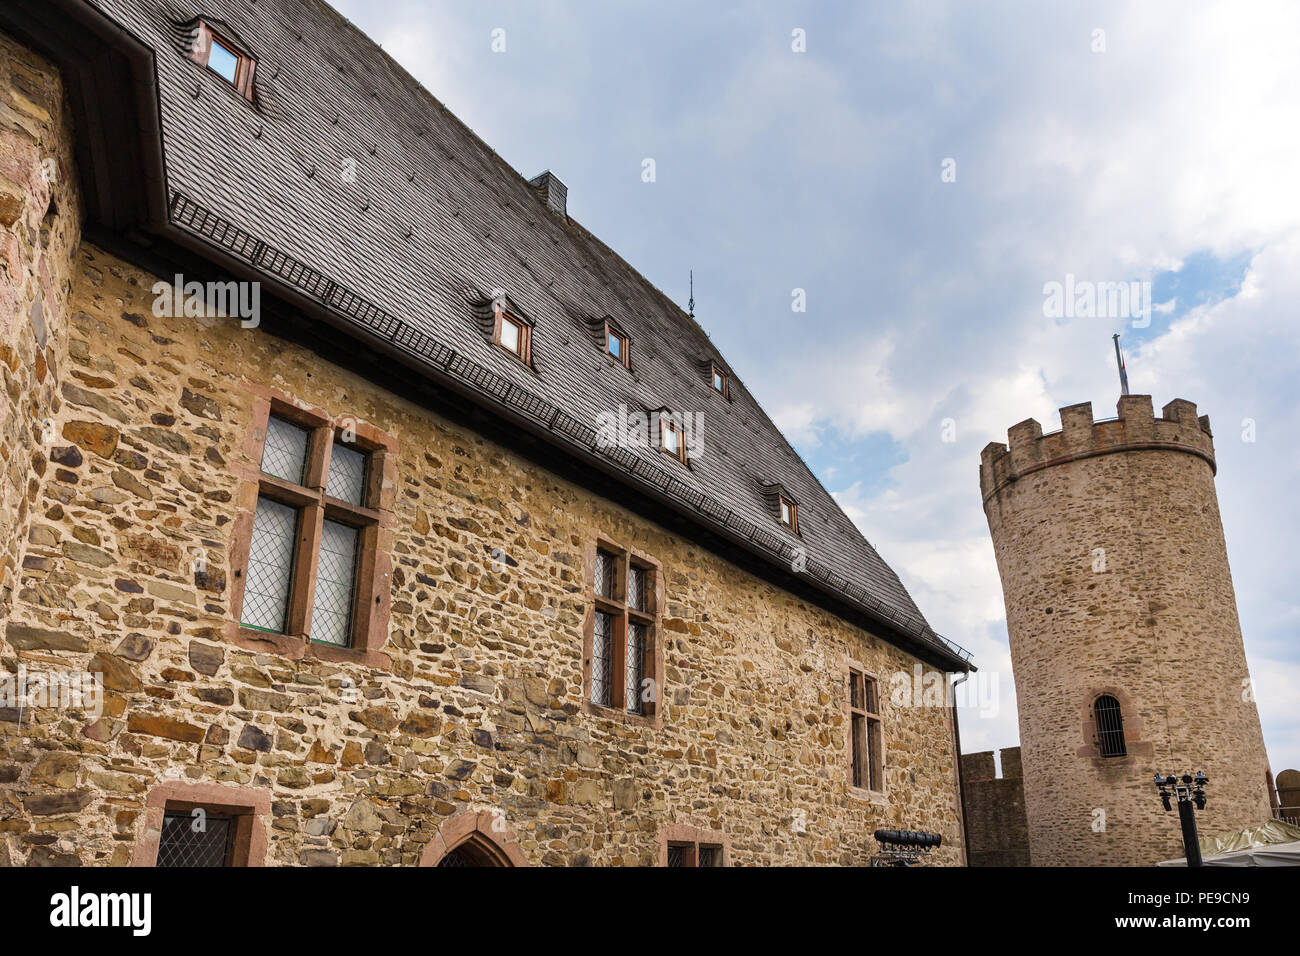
(0, 232, 967, 866)
(960, 747, 1030, 866)
(0, 32, 81, 635)
(981, 398, 1272, 866)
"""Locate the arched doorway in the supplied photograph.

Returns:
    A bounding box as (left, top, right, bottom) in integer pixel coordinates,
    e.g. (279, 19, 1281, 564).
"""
(419, 810, 527, 867)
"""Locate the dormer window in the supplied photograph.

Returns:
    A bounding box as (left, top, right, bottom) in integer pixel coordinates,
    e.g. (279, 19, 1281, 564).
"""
(494, 308, 532, 365)
(711, 364, 729, 397)
(207, 36, 240, 83)
(605, 321, 629, 368)
(660, 414, 687, 465)
(779, 495, 799, 533)
(192, 21, 256, 100)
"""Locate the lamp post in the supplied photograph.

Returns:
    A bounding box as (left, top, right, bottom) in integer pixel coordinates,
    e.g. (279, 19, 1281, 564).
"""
(1154, 771, 1208, 867)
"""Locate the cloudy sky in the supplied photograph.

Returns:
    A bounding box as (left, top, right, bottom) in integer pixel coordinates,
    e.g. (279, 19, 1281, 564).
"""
(328, 0, 1299, 773)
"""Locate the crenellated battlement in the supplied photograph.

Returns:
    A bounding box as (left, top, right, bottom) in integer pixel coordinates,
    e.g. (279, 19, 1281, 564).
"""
(980, 395, 1216, 502)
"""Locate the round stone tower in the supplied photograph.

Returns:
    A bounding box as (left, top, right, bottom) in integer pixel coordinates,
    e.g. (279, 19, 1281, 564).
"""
(980, 395, 1272, 866)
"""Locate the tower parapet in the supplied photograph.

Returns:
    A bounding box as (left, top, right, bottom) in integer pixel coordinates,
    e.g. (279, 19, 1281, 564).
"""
(979, 393, 1271, 865)
(980, 396, 1215, 502)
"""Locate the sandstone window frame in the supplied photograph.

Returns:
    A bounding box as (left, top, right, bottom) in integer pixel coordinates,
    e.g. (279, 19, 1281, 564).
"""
(418, 810, 528, 867)
(227, 385, 398, 670)
(657, 823, 729, 867)
(190, 20, 257, 102)
(582, 534, 664, 728)
(131, 781, 269, 867)
(1093, 693, 1127, 758)
(846, 660, 887, 802)
(1078, 686, 1150, 761)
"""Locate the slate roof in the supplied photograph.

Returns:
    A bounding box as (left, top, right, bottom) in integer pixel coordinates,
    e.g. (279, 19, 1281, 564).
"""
(82, 0, 972, 669)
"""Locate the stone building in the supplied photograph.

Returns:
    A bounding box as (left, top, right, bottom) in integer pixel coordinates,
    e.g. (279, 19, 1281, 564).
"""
(980, 396, 1273, 865)
(0, 0, 973, 866)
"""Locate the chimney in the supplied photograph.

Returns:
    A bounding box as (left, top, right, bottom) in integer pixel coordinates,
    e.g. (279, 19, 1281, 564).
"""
(528, 170, 567, 218)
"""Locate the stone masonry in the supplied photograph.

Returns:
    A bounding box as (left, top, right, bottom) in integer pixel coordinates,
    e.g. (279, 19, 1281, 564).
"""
(960, 748, 1030, 866)
(0, 31, 80, 640)
(0, 32, 966, 866)
(981, 397, 1273, 865)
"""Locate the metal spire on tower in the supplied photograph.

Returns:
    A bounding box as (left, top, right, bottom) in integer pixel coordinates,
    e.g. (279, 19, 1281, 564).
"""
(1113, 333, 1130, 396)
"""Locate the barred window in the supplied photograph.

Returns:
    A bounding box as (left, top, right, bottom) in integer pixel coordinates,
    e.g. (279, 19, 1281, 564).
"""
(237, 409, 385, 653)
(1095, 694, 1127, 758)
(849, 668, 883, 792)
(587, 541, 658, 718)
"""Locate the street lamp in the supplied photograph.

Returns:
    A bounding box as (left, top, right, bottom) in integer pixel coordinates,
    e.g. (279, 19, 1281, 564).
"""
(1154, 771, 1208, 867)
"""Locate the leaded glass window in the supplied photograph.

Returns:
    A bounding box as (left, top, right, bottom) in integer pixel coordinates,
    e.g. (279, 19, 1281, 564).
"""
(326, 442, 367, 505)
(627, 564, 645, 611)
(626, 623, 645, 713)
(666, 840, 723, 867)
(592, 610, 612, 706)
(238, 402, 390, 655)
(157, 810, 235, 867)
(311, 520, 359, 646)
(594, 548, 615, 599)
(588, 542, 657, 718)
(241, 496, 297, 633)
(261, 415, 309, 484)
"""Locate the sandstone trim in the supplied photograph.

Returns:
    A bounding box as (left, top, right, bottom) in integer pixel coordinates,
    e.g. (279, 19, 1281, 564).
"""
(656, 822, 730, 867)
(417, 810, 527, 867)
(225, 382, 398, 669)
(131, 779, 271, 867)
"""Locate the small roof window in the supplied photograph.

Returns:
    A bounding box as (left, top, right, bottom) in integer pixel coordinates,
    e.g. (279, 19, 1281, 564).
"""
(190, 20, 256, 101)
(660, 413, 688, 465)
(779, 495, 799, 533)
(604, 319, 630, 369)
(493, 306, 532, 365)
(207, 36, 240, 83)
